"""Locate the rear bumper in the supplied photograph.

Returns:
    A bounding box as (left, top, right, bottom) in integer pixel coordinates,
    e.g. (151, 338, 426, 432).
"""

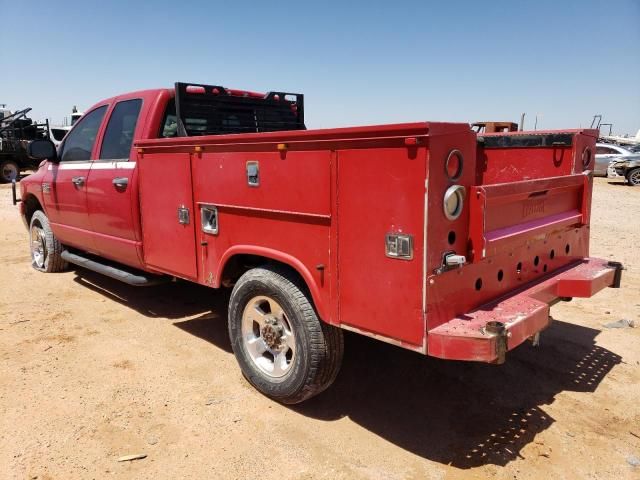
(427, 257, 622, 363)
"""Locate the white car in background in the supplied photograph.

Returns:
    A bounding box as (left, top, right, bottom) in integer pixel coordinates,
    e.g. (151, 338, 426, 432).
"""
(595, 143, 636, 176)
(48, 126, 70, 147)
(47, 109, 82, 146)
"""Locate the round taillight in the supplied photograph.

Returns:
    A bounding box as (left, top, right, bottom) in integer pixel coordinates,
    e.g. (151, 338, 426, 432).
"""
(445, 149, 464, 180)
(443, 185, 466, 220)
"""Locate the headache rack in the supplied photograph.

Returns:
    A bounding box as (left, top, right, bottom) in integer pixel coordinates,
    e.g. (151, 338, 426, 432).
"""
(175, 82, 305, 137)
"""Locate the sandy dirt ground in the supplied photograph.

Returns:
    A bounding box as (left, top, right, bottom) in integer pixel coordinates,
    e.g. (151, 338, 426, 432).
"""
(0, 177, 638, 480)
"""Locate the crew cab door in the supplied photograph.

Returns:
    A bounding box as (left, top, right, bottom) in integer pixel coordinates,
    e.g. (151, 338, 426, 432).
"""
(85, 97, 144, 268)
(43, 105, 108, 251)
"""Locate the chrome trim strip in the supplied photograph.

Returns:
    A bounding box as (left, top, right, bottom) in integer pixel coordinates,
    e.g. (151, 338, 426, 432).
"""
(47, 161, 136, 171)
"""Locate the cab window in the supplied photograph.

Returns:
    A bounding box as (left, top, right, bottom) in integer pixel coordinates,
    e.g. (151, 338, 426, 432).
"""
(100, 99, 143, 160)
(59, 106, 107, 162)
(596, 146, 618, 155)
(160, 98, 178, 138)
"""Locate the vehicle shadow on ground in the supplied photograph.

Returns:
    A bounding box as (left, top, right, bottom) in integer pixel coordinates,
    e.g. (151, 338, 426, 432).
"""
(295, 320, 621, 468)
(71, 269, 621, 468)
(72, 270, 233, 353)
(606, 181, 632, 187)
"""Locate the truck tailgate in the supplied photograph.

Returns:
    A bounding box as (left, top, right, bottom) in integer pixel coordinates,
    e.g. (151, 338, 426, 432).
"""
(469, 174, 589, 262)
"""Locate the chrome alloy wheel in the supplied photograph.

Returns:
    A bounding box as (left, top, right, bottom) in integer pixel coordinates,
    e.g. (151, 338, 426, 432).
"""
(629, 169, 640, 186)
(30, 223, 47, 269)
(241, 295, 296, 378)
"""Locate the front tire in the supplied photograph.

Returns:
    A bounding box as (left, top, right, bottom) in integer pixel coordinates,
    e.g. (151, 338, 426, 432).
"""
(29, 210, 68, 272)
(626, 168, 640, 186)
(228, 266, 343, 404)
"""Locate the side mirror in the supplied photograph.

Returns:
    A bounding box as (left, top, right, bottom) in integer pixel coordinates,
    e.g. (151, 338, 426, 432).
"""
(27, 139, 58, 163)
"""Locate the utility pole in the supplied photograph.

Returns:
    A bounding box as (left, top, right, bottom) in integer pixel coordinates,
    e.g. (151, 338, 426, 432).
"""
(519, 113, 526, 131)
(534, 113, 542, 130)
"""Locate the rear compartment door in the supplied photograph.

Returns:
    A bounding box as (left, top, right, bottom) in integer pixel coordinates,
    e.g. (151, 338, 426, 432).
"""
(138, 152, 198, 280)
(336, 148, 426, 347)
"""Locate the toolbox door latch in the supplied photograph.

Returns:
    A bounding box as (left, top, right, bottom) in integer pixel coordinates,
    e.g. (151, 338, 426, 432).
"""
(246, 161, 259, 187)
(177, 205, 190, 225)
(385, 233, 414, 260)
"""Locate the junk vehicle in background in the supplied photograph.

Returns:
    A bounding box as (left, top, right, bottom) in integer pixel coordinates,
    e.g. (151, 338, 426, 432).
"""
(0, 107, 50, 182)
(608, 156, 640, 186)
(594, 142, 639, 177)
(471, 121, 518, 134)
(14, 82, 623, 403)
(48, 108, 85, 147)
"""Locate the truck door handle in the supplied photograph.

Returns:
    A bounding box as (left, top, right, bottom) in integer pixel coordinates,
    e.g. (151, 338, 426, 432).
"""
(112, 177, 129, 189)
(71, 176, 85, 187)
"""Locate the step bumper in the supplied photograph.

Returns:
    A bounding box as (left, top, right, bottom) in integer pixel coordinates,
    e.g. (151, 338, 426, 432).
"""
(427, 258, 622, 363)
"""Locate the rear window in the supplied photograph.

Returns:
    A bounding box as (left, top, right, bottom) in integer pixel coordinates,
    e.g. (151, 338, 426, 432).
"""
(160, 99, 178, 138)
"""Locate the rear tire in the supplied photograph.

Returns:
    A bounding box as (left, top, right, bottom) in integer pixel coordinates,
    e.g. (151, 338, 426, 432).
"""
(626, 168, 640, 186)
(0, 160, 19, 183)
(228, 266, 343, 404)
(29, 210, 68, 272)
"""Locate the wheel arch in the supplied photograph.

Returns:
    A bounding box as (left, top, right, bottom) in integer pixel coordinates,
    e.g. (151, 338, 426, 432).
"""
(22, 193, 45, 227)
(216, 246, 328, 321)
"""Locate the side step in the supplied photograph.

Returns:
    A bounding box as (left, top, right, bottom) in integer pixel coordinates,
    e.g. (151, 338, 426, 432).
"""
(61, 251, 169, 287)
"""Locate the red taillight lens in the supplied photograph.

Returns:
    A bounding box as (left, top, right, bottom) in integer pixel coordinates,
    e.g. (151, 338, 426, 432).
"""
(186, 85, 205, 94)
(445, 149, 463, 180)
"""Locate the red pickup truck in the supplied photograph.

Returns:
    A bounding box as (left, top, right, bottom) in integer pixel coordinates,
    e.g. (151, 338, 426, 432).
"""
(17, 82, 622, 403)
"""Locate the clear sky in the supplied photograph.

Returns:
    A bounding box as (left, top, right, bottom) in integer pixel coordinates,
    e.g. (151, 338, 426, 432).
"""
(3, 0, 639, 134)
